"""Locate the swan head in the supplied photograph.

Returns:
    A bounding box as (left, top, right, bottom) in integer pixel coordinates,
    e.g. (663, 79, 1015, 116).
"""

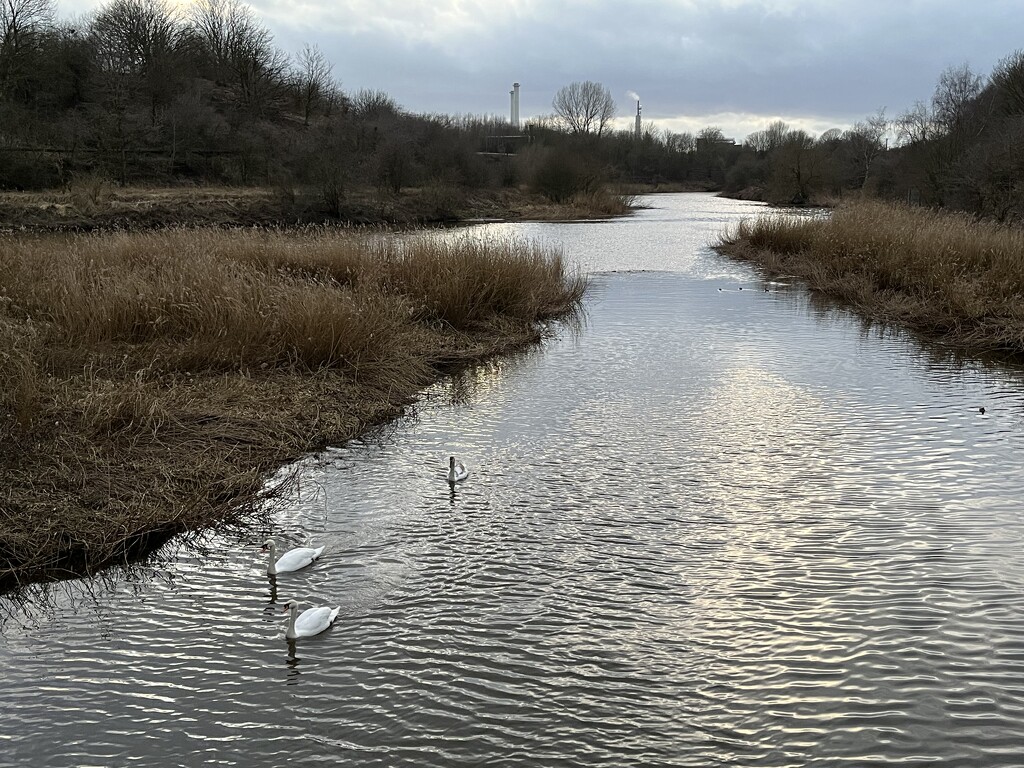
(282, 599, 298, 613)
(449, 456, 455, 468)
(261, 538, 276, 552)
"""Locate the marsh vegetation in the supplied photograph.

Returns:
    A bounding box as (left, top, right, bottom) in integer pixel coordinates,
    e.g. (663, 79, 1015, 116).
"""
(0, 227, 586, 588)
(718, 200, 1024, 356)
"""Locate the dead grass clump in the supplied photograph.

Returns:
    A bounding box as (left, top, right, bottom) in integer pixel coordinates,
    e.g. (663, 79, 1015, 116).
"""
(719, 200, 1024, 354)
(568, 188, 637, 217)
(0, 225, 586, 590)
(0, 318, 41, 443)
(733, 213, 821, 255)
(68, 173, 112, 214)
(378, 234, 588, 329)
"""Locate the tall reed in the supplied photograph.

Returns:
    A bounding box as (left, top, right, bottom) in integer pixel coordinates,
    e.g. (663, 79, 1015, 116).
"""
(720, 200, 1024, 353)
(0, 226, 587, 588)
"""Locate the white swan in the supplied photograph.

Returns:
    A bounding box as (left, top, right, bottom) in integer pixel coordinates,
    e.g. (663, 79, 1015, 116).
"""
(262, 539, 325, 575)
(448, 455, 469, 483)
(283, 599, 340, 639)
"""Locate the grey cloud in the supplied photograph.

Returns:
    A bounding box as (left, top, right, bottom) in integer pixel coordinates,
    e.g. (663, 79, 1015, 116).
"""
(254, 0, 1024, 136)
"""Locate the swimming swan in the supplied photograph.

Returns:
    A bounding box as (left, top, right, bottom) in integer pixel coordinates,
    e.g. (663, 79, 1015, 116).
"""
(283, 599, 340, 639)
(262, 539, 325, 575)
(448, 456, 469, 483)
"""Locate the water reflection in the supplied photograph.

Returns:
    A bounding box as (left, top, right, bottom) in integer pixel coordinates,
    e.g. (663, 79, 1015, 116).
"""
(264, 575, 279, 607)
(285, 640, 301, 685)
(3, 194, 1024, 767)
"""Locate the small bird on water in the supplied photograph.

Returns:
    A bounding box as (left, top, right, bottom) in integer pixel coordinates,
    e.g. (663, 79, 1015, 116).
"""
(979, 407, 986, 415)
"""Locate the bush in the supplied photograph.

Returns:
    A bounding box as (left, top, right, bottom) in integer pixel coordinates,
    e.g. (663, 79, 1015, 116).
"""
(532, 150, 599, 202)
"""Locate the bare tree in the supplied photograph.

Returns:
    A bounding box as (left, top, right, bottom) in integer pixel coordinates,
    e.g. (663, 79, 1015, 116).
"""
(189, 0, 288, 115)
(90, 0, 183, 123)
(895, 101, 936, 146)
(351, 88, 400, 120)
(664, 130, 695, 153)
(552, 80, 615, 137)
(294, 43, 333, 125)
(818, 128, 843, 144)
(769, 129, 820, 203)
(932, 63, 985, 136)
(744, 129, 770, 155)
(0, 0, 54, 99)
(763, 120, 790, 151)
(894, 66, 987, 205)
(894, 100, 947, 203)
(745, 120, 790, 156)
(843, 108, 887, 188)
(188, 0, 239, 78)
(991, 50, 1024, 115)
(91, 0, 179, 75)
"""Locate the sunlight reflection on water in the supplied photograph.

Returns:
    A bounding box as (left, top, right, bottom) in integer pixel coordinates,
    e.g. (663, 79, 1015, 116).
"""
(4, 194, 1024, 767)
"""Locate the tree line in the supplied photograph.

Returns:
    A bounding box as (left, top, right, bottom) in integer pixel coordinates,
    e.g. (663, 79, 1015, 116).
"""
(712, 55, 1024, 221)
(545, 56, 1024, 223)
(0, 0, 506, 200)
(0, 0, 803, 206)
(3, 0, 1024, 223)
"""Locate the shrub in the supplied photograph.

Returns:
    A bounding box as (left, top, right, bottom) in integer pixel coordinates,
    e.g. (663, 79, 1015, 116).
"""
(532, 150, 599, 202)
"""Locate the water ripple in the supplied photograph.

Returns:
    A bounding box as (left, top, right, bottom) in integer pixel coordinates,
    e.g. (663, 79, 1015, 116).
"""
(5, 194, 1024, 766)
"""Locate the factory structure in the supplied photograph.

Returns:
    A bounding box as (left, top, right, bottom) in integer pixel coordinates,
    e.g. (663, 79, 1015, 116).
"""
(482, 82, 528, 155)
(509, 82, 520, 130)
(487, 82, 645, 155)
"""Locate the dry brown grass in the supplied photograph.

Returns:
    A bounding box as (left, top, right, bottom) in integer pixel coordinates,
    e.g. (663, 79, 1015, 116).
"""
(718, 200, 1024, 355)
(0, 227, 587, 589)
(0, 184, 639, 233)
(480, 186, 636, 222)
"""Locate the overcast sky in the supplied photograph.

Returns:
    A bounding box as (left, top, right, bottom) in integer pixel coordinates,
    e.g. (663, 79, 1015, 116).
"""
(61, 0, 1024, 140)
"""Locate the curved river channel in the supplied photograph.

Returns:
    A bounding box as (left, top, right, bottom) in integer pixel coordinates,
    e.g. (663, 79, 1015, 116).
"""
(4, 193, 1024, 767)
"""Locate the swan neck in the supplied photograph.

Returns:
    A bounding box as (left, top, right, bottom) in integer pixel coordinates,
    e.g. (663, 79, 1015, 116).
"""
(286, 603, 298, 638)
(267, 541, 277, 574)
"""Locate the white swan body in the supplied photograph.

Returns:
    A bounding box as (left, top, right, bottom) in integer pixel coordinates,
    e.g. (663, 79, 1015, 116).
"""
(263, 539, 325, 575)
(283, 599, 340, 639)
(447, 455, 469, 483)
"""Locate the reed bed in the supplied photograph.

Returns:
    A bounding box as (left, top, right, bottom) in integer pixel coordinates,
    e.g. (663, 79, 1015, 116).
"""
(718, 200, 1024, 355)
(0, 227, 587, 589)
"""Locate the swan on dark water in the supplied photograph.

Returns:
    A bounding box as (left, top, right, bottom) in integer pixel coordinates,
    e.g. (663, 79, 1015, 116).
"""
(448, 456, 469, 483)
(262, 539, 325, 575)
(282, 599, 340, 639)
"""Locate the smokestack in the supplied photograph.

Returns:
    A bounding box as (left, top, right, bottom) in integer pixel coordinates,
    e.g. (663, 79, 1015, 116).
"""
(512, 82, 520, 130)
(635, 101, 642, 140)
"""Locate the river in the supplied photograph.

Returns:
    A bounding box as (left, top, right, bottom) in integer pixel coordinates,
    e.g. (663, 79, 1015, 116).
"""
(3, 193, 1024, 767)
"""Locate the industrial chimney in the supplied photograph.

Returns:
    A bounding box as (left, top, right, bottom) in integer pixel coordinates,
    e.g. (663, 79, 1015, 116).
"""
(510, 82, 521, 130)
(635, 101, 642, 140)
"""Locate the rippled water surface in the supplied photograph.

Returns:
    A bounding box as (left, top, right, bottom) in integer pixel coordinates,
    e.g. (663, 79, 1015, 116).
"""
(4, 194, 1024, 767)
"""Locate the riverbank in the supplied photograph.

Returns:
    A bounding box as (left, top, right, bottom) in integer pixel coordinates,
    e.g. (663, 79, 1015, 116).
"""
(717, 199, 1024, 357)
(0, 227, 587, 591)
(0, 183, 635, 232)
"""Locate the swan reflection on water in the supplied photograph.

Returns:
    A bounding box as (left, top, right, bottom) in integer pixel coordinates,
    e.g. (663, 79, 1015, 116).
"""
(264, 575, 278, 608)
(285, 640, 301, 685)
